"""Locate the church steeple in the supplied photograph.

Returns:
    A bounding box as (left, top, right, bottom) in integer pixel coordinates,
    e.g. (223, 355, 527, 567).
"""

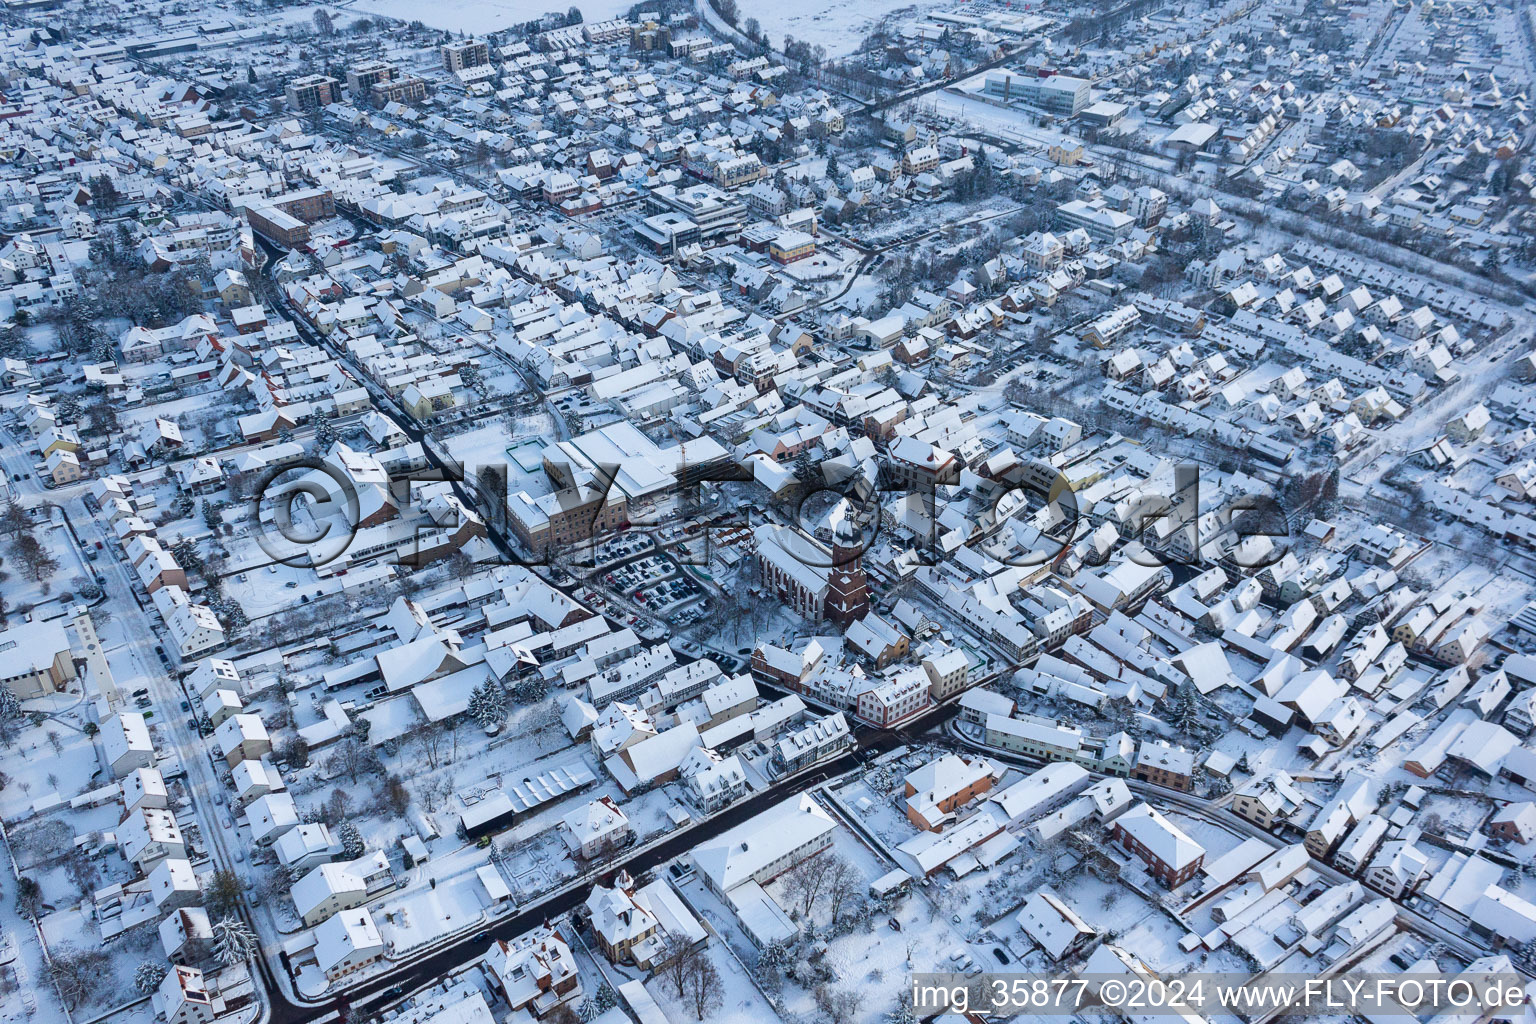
(825, 516, 869, 626)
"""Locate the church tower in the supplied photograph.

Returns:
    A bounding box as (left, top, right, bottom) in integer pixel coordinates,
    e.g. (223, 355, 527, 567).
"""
(824, 517, 870, 626)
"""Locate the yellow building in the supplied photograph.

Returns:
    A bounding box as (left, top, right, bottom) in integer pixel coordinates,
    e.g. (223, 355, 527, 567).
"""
(1048, 140, 1086, 166)
(769, 230, 816, 264)
(0, 618, 77, 699)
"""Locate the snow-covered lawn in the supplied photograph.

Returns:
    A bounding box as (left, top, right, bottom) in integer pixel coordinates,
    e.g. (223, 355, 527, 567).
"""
(4, 518, 82, 611)
(644, 941, 773, 1024)
(0, 707, 101, 821)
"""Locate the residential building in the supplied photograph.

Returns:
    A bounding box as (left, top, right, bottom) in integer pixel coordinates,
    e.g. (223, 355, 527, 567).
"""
(1110, 802, 1205, 887)
(156, 966, 216, 1024)
(285, 74, 337, 110)
(485, 925, 581, 1016)
(1231, 771, 1304, 830)
(903, 754, 1002, 831)
(442, 39, 491, 73)
(0, 618, 76, 699)
(315, 908, 385, 981)
(1131, 740, 1194, 792)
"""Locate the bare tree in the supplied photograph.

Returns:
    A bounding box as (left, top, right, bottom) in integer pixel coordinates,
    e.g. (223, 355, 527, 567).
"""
(0, 497, 30, 541)
(11, 534, 59, 583)
(64, 848, 99, 895)
(45, 944, 111, 1009)
(412, 721, 447, 770)
(824, 854, 863, 929)
(324, 737, 379, 783)
(258, 865, 293, 902)
(781, 851, 834, 917)
(416, 774, 454, 813)
(815, 985, 864, 1020)
(382, 774, 410, 816)
(659, 930, 704, 998)
(684, 955, 723, 1021)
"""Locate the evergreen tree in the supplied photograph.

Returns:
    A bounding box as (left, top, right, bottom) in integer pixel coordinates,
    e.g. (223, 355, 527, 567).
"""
(467, 680, 506, 731)
(88, 175, 120, 214)
(211, 917, 258, 966)
(336, 820, 366, 859)
(172, 538, 203, 574)
(1169, 682, 1201, 736)
(755, 940, 792, 982)
(311, 417, 338, 454)
(133, 961, 167, 995)
(512, 675, 546, 703)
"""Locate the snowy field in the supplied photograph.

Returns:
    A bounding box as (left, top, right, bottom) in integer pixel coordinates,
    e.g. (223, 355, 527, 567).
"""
(342, 0, 929, 51)
(335, 0, 641, 32)
(741, 0, 923, 55)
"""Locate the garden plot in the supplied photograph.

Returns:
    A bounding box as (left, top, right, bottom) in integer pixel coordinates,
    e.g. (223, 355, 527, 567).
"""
(772, 873, 993, 1024)
(37, 901, 160, 1017)
(496, 830, 576, 903)
(643, 940, 775, 1024)
(829, 776, 922, 850)
(0, 698, 104, 818)
(4, 519, 79, 611)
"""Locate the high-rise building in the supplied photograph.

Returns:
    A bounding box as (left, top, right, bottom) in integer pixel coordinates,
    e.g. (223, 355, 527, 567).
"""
(345, 60, 397, 95)
(441, 39, 491, 74)
(284, 74, 338, 111)
(370, 76, 428, 105)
